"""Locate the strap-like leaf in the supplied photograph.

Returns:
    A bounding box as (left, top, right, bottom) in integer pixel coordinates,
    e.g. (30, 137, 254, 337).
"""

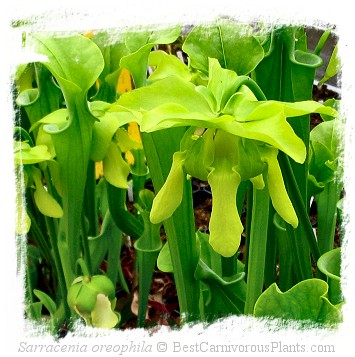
(33, 289, 57, 316)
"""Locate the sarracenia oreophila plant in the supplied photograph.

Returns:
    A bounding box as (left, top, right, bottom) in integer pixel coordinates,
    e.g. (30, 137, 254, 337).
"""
(13, 19, 344, 334)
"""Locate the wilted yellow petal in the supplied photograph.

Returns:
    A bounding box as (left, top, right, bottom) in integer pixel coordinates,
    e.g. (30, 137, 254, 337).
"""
(16, 190, 31, 235)
(250, 174, 265, 190)
(208, 168, 243, 257)
(32, 167, 63, 218)
(150, 151, 186, 224)
(125, 151, 135, 166)
(263, 147, 298, 228)
(91, 294, 119, 329)
(117, 68, 133, 94)
(83, 31, 94, 39)
(95, 161, 104, 179)
(128, 121, 142, 143)
(103, 142, 130, 189)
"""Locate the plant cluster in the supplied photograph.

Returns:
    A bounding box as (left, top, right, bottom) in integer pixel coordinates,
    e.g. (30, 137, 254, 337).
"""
(13, 19, 343, 334)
